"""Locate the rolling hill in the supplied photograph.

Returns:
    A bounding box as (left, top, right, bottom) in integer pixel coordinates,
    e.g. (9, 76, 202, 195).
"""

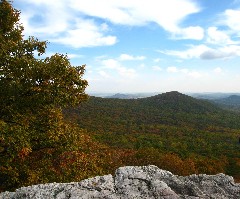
(64, 91, 240, 182)
(213, 95, 240, 111)
(65, 91, 240, 133)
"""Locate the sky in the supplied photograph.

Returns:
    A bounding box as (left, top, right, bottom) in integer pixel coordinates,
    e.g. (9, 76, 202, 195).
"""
(13, 0, 240, 93)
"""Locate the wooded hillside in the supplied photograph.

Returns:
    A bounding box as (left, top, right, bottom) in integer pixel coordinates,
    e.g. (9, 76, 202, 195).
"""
(65, 91, 240, 183)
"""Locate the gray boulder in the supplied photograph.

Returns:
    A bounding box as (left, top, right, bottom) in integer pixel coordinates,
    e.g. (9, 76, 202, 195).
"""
(1, 165, 239, 199)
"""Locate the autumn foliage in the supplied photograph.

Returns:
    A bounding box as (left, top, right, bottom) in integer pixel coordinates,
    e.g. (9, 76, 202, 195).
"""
(0, 0, 88, 191)
(1, 0, 240, 193)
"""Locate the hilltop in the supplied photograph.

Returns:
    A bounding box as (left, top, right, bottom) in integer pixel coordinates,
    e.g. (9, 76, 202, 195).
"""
(66, 91, 240, 132)
(139, 91, 220, 114)
(106, 93, 154, 99)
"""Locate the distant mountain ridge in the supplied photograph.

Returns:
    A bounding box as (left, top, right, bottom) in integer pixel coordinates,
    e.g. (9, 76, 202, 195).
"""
(106, 93, 138, 99)
(65, 91, 240, 133)
(190, 93, 240, 100)
(214, 95, 240, 106)
(212, 95, 240, 111)
(106, 93, 159, 99)
(89, 92, 240, 100)
(101, 91, 240, 111)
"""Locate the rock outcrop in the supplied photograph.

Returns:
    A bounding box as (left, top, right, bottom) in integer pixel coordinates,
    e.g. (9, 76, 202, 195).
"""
(1, 165, 240, 199)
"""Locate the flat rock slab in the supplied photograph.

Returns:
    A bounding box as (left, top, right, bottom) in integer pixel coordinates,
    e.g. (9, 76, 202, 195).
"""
(1, 165, 240, 198)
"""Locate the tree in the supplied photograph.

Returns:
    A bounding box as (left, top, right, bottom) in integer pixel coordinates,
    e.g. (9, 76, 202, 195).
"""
(0, 0, 88, 123)
(0, 0, 88, 190)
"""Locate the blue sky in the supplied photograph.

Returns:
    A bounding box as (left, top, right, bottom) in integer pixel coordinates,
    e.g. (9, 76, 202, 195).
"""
(14, 0, 240, 93)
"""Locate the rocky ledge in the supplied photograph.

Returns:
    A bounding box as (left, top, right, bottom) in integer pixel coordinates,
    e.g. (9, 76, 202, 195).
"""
(1, 165, 240, 199)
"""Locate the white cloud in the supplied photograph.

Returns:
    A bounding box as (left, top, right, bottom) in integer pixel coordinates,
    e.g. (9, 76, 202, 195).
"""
(52, 19, 117, 48)
(159, 9, 240, 60)
(17, 0, 117, 48)
(98, 71, 110, 78)
(180, 68, 189, 74)
(173, 26, 204, 40)
(119, 54, 145, 61)
(161, 44, 240, 60)
(200, 45, 240, 59)
(101, 59, 120, 69)
(161, 45, 211, 59)
(222, 9, 240, 32)
(101, 59, 137, 78)
(213, 67, 223, 73)
(199, 50, 226, 60)
(152, 66, 162, 71)
(186, 71, 202, 78)
(17, 0, 204, 51)
(19, 0, 70, 36)
(167, 66, 178, 73)
(69, 0, 200, 25)
(66, 53, 84, 59)
(87, 70, 93, 74)
(206, 27, 236, 45)
(167, 67, 202, 78)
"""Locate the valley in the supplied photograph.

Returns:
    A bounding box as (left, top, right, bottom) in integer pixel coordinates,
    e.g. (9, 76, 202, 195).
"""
(65, 91, 240, 182)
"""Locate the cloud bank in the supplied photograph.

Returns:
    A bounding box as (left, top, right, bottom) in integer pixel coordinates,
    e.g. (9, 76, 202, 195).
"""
(17, 0, 203, 48)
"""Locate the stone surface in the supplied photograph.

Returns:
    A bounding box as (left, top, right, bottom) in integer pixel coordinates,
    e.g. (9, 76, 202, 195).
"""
(0, 165, 240, 199)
